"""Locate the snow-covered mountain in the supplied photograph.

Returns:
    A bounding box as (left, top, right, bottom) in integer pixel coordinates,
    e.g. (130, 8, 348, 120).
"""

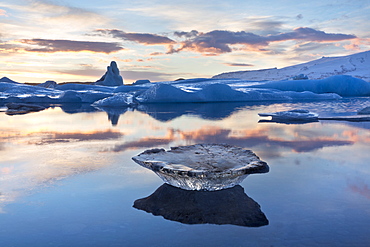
(213, 50, 370, 82)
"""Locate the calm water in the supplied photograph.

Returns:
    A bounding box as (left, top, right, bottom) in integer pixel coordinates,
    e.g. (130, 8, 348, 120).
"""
(0, 99, 369, 247)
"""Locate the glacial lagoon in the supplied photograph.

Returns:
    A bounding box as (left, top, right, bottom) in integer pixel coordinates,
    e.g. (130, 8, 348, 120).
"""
(1, 98, 370, 246)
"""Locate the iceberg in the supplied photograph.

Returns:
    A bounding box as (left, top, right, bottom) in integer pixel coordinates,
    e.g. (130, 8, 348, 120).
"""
(95, 61, 124, 86)
(259, 109, 319, 124)
(132, 144, 269, 191)
(36, 80, 57, 88)
(259, 108, 370, 124)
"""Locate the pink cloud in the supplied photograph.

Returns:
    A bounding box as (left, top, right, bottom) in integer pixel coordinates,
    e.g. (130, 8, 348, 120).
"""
(0, 9, 8, 17)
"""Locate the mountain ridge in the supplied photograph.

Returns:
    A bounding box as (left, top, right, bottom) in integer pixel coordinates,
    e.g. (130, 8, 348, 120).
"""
(213, 50, 370, 82)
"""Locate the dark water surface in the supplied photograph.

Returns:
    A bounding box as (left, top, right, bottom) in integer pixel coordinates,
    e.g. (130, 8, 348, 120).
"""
(1, 98, 369, 246)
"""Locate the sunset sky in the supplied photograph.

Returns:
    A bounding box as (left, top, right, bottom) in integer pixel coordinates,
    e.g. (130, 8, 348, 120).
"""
(1, 0, 369, 84)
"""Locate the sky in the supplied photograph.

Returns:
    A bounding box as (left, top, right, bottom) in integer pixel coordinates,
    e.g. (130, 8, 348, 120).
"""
(0, 0, 369, 84)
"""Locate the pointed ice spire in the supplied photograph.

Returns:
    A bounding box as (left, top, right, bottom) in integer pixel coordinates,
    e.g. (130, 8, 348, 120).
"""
(95, 61, 124, 86)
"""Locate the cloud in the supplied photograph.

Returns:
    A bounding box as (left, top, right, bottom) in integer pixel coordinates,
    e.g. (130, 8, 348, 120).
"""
(174, 30, 199, 38)
(269, 27, 357, 42)
(296, 14, 303, 20)
(20, 39, 124, 53)
(167, 27, 356, 55)
(95, 29, 175, 45)
(224, 63, 254, 67)
(1, 1, 109, 36)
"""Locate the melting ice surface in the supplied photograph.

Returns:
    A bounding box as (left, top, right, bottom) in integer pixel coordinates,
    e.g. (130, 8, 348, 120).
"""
(132, 144, 269, 191)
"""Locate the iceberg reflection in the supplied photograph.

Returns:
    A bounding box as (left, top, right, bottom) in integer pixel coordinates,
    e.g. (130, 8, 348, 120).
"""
(133, 184, 268, 227)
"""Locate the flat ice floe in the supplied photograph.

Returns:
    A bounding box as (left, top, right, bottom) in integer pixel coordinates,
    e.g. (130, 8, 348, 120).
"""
(132, 144, 269, 191)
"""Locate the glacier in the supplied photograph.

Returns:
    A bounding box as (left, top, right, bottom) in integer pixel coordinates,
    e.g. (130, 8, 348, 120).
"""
(3, 74, 370, 110)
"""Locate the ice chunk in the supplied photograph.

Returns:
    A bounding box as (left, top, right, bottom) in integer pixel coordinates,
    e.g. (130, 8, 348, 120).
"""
(134, 184, 268, 227)
(132, 144, 269, 191)
(132, 79, 150, 85)
(37, 80, 57, 88)
(259, 109, 319, 124)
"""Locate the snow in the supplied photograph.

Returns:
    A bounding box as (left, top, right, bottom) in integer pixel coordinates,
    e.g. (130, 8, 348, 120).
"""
(213, 50, 370, 82)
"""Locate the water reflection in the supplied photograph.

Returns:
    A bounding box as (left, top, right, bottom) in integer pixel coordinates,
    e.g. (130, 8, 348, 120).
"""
(105, 126, 353, 154)
(94, 106, 131, 126)
(59, 103, 97, 114)
(136, 102, 259, 122)
(133, 184, 269, 227)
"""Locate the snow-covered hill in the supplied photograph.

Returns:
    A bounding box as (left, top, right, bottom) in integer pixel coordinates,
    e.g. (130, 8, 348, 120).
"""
(213, 50, 370, 82)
